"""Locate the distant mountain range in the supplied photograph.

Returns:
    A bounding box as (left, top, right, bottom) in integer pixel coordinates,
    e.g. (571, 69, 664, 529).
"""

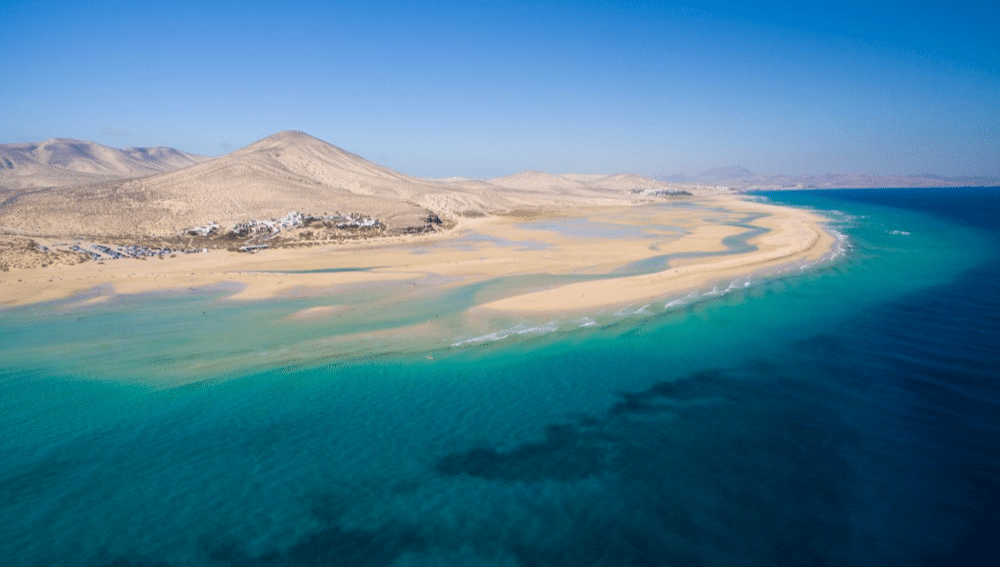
(0, 139, 208, 190)
(660, 167, 1000, 189)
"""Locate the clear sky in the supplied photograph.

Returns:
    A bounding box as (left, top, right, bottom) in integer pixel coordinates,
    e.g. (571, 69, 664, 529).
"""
(2, 0, 997, 178)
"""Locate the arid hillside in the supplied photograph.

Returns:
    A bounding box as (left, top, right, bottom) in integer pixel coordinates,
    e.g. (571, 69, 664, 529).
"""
(0, 138, 208, 190)
(0, 132, 458, 237)
(0, 131, 691, 239)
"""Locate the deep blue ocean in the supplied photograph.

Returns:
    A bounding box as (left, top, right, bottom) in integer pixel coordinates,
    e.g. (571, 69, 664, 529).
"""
(1, 188, 998, 566)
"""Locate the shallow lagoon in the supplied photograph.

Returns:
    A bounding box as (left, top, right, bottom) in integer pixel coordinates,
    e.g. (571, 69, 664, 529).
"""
(1, 189, 999, 566)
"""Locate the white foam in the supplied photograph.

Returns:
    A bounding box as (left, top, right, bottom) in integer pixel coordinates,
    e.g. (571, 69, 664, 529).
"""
(451, 321, 559, 347)
(824, 228, 849, 261)
(887, 229, 910, 236)
(665, 290, 700, 308)
(575, 317, 597, 327)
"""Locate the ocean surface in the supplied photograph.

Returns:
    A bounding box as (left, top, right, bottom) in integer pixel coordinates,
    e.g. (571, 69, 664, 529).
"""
(1, 188, 998, 566)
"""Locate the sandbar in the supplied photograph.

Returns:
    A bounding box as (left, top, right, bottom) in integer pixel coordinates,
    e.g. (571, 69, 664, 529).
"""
(0, 195, 837, 314)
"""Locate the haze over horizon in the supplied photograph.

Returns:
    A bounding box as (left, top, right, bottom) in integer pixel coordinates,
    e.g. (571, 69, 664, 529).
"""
(3, 0, 997, 179)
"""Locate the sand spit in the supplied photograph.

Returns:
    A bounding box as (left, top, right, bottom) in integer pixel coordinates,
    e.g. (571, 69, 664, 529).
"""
(1, 194, 836, 313)
(477, 200, 833, 312)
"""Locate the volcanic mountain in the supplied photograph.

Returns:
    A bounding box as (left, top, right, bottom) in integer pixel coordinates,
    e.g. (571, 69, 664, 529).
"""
(0, 131, 500, 237)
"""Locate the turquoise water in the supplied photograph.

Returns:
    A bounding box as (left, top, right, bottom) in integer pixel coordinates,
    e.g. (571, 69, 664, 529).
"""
(1, 188, 999, 566)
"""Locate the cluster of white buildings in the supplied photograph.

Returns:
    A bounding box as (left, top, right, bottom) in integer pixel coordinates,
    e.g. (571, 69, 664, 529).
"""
(334, 213, 382, 229)
(186, 222, 219, 237)
(185, 211, 384, 241)
(231, 211, 309, 238)
(34, 209, 398, 263)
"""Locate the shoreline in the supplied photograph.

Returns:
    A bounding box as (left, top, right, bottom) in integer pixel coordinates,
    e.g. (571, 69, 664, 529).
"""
(0, 195, 839, 313)
(477, 201, 835, 313)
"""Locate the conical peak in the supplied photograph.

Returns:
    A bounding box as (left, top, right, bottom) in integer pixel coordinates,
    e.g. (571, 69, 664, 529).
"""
(239, 130, 335, 154)
(265, 130, 320, 143)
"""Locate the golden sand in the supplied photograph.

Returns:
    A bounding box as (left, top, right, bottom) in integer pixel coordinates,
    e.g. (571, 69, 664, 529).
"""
(0, 195, 834, 313)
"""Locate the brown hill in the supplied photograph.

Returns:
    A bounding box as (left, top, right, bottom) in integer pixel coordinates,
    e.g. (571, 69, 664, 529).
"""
(0, 131, 677, 239)
(489, 171, 590, 192)
(0, 132, 479, 236)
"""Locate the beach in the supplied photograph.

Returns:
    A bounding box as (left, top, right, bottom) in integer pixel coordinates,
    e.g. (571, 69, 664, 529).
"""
(0, 194, 835, 313)
(2, 188, 998, 567)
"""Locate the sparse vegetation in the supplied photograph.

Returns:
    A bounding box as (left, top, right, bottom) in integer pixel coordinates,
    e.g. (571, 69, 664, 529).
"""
(0, 237, 88, 271)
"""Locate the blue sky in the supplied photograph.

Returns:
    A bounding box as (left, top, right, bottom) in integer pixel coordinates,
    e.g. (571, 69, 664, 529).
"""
(2, 0, 997, 178)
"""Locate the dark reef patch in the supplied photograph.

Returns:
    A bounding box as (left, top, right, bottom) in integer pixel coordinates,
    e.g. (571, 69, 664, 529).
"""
(198, 522, 424, 567)
(436, 423, 608, 481)
(432, 360, 862, 565)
